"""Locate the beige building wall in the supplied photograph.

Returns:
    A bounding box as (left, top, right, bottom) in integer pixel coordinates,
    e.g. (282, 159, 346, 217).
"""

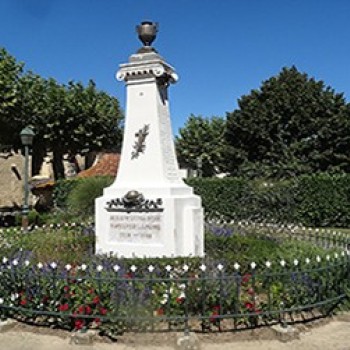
(0, 152, 31, 208)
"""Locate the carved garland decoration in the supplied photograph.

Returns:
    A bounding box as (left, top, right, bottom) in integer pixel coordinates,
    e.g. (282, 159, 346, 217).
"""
(105, 190, 163, 213)
(131, 124, 150, 159)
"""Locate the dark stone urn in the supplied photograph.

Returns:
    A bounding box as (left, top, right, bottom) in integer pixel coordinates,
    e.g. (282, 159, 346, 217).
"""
(136, 21, 158, 47)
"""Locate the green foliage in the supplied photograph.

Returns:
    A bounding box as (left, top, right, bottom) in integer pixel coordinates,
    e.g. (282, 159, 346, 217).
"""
(53, 179, 80, 209)
(187, 174, 350, 227)
(0, 47, 124, 179)
(0, 48, 23, 148)
(175, 114, 227, 177)
(225, 66, 350, 178)
(294, 173, 350, 227)
(67, 176, 114, 216)
(0, 225, 94, 264)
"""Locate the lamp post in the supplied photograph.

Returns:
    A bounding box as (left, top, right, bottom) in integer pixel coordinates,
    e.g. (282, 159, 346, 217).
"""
(20, 126, 35, 231)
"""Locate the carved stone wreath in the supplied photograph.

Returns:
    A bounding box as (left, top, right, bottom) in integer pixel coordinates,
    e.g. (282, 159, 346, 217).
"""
(105, 190, 163, 213)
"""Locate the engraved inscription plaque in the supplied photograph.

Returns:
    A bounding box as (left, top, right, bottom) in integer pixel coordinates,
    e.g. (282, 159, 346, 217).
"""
(109, 213, 162, 243)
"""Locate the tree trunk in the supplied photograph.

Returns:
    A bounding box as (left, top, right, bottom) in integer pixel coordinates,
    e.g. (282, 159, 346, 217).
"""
(31, 144, 46, 176)
(52, 149, 65, 180)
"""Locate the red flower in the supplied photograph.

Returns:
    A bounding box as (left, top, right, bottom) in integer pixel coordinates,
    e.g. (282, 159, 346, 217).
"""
(93, 296, 100, 304)
(94, 318, 101, 325)
(20, 299, 27, 306)
(77, 305, 85, 314)
(58, 303, 69, 312)
(85, 305, 92, 314)
(176, 297, 184, 304)
(212, 305, 220, 311)
(88, 288, 95, 294)
(244, 302, 254, 310)
(124, 273, 133, 279)
(63, 286, 70, 292)
(156, 308, 164, 316)
(99, 307, 107, 315)
(241, 274, 251, 284)
(247, 288, 255, 295)
(74, 319, 84, 330)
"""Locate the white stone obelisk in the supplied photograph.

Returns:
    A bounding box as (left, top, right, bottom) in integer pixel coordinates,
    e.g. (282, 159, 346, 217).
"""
(95, 22, 204, 258)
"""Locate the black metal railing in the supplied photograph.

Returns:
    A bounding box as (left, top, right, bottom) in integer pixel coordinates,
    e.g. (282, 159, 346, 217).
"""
(0, 249, 348, 335)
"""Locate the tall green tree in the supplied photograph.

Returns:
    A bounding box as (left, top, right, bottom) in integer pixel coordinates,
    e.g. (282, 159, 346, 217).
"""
(0, 47, 124, 179)
(0, 48, 23, 149)
(225, 66, 350, 178)
(175, 114, 227, 177)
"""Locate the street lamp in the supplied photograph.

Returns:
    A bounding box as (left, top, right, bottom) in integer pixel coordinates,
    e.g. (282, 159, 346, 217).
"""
(20, 126, 35, 231)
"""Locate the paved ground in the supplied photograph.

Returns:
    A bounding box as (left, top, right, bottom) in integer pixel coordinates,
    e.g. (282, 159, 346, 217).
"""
(0, 319, 349, 350)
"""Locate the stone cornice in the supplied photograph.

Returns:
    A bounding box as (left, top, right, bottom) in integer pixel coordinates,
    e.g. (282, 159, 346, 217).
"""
(116, 56, 178, 84)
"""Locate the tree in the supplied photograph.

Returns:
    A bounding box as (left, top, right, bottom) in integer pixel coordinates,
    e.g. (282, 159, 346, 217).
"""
(225, 66, 350, 178)
(0, 47, 124, 179)
(175, 115, 227, 177)
(0, 48, 23, 149)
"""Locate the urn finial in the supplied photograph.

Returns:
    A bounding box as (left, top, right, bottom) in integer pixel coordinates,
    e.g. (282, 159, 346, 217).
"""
(136, 21, 158, 47)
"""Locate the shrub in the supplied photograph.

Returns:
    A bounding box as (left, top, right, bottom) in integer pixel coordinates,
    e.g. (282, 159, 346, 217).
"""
(67, 176, 114, 217)
(187, 173, 350, 227)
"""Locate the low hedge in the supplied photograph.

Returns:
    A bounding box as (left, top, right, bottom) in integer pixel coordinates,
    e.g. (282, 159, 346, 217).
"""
(53, 173, 350, 228)
(187, 173, 350, 227)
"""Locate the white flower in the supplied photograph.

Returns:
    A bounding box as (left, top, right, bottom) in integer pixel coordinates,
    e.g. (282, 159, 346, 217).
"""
(160, 294, 168, 305)
(50, 262, 57, 269)
(148, 265, 155, 273)
(24, 260, 30, 267)
(65, 264, 72, 271)
(96, 265, 103, 272)
(178, 291, 186, 299)
(293, 259, 299, 266)
(10, 293, 18, 301)
(316, 256, 321, 263)
(80, 264, 87, 271)
(37, 262, 43, 269)
(334, 253, 339, 259)
(165, 265, 172, 272)
(179, 283, 186, 290)
(326, 255, 330, 261)
(113, 265, 120, 272)
(12, 259, 18, 266)
(265, 261, 271, 268)
(233, 263, 240, 270)
(130, 265, 137, 272)
(305, 258, 311, 264)
(0, 298, 4, 304)
(250, 262, 257, 270)
(280, 260, 286, 267)
(2, 257, 8, 264)
(183, 264, 189, 272)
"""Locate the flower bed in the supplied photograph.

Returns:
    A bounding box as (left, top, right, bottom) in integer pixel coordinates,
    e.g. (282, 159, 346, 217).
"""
(0, 222, 348, 337)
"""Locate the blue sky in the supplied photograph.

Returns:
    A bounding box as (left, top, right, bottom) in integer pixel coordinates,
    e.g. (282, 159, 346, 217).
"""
(1, 0, 350, 134)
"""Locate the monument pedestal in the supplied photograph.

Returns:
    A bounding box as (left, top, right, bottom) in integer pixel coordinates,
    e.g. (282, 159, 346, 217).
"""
(95, 22, 204, 258)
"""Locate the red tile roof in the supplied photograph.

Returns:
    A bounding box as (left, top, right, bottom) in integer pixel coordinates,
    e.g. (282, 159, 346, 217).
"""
(77, 153, 120, 178)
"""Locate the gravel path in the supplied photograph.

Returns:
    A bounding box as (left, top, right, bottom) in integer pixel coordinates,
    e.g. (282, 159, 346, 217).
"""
(0, 320, 349, 350)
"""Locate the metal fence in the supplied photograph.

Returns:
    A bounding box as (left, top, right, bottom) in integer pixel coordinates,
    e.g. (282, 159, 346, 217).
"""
(0, 249, 348, 335)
